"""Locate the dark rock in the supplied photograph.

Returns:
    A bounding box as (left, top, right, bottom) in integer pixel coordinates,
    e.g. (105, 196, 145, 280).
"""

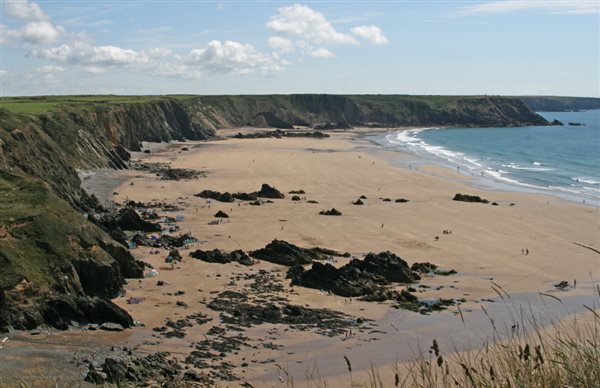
(85, 368, 108, 384)
(195, 190, 236, 202)
(382, 198, 391, 202)
(555, 280, 569, 290)
(452, 193, 489, 204)
(232, 129, 329, 139)
(395, 198, 409, 203)
(130, 161, 205, 180)
(214, 210, 229, 218)
(100, 322, 125, 331)
(249, 200, 261, 206)
(290, 251, 419, 298)
(319, 208, 342, 216)
(42, 296, 133, 330)
(156, 233, 196, 248)
(491, 202, 498, 206)
(167, 249, 182, 262)
(306, 200, 319, 204)
(359, 195, 367, 199)
(286, 264, 305, 279)
(568, 122, 584, 126)
(411, 262, 438, 274)
(357, 252, 418, 283)
(250, 240, 322, 266)
(93, 207, 161, 232)
(289, 190, 305, 194)
(176, 301, 188, 307)
(190, 249, 254, 266)
(550, 119, 564, 126)
(352, 199, 364, 205)
(256, 184, 284, 199)
(291, 195, 301, 201)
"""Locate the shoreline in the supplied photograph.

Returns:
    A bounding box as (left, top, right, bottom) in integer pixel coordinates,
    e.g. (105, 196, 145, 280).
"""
(363, 127, 600, 208)
(3, 127, 598, 386)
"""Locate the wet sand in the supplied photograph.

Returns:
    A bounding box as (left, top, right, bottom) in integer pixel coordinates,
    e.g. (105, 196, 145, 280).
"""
(3, 128, 598, 386)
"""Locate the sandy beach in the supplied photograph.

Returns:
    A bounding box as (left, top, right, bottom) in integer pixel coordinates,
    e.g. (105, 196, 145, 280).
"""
(4, 128, 597, 386)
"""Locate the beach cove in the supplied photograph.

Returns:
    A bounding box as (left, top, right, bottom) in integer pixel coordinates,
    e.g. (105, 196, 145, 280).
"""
(2, 126, 598, 386)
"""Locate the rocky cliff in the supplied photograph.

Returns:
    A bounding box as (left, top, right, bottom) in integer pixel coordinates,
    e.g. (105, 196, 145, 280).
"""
(0, 171, 143, 330)
(519, 96, 600, 112)
(182, 94, 548, 130)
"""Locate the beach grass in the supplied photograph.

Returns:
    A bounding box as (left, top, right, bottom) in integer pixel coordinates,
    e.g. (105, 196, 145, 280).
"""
(276, 285, 600, 388)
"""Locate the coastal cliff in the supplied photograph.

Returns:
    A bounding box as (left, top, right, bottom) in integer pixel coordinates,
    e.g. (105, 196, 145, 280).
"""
(519, 96, 600, 112)
(182, 94, 548, 129)
(0, 94, 549, 331)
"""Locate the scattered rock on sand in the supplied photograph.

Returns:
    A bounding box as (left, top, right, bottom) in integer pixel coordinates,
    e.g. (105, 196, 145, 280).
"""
(256, 183, 285, 199)
(190, 249, 254, 266)
(319, 208, 342, 216)
(100, 322, 125, 332)
(250, 240, 348, 266)
(289, 251, 420, 297)
(214, 210, 229, 218)
(555, 280, 569, 290)
(453, 193, 490, 204)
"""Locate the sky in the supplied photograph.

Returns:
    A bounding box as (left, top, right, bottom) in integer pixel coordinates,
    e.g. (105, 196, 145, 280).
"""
(1, 0, 598, 97)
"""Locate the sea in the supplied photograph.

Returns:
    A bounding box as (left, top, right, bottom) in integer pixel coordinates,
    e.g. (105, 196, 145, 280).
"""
(372, 110, 600, 205)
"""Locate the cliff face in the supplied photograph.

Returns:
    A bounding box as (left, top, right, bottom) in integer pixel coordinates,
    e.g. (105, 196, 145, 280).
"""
(182, 95, 548, 130)
(519, 96, 600, 112)
(0, 100, 213, 331)
(0, 100, 214, 211)
(0, 171, 142, 331)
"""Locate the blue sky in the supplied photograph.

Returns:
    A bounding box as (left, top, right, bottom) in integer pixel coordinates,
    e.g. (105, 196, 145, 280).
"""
(1, 0, 598, 96)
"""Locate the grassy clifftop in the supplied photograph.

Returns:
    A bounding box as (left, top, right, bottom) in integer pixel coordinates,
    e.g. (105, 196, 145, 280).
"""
(1, 94, 548, 129)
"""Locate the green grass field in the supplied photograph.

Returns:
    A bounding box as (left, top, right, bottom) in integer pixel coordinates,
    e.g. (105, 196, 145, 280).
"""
(0, 95, 199, 114)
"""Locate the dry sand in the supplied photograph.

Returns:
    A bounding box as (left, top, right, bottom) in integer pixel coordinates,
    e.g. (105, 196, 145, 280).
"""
(4, 129, 598, 387)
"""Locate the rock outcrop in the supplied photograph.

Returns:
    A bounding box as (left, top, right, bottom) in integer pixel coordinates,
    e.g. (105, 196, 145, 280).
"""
(453, 193, 490, 203)
(250, 240, 347, 266)
(189, 249, 253, 266)
(288, 251, 420, 298)
(194, 184, 284, 202)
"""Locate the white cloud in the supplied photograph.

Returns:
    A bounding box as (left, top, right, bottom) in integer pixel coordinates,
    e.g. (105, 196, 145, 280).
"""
(147, 47, 172, 58)
(81, 66, 107, 74)
(267, 36, 295, 53)
(41, 73, 61, 84)
(31, 41, 150, 65)
(189, 40, 285, 75)
(458, 0, 599, 16)
(350, 25, 388, 45)
(4, 0, 48, 22)
(310, 47, 335, 58)
(267, 4, 358, 45)
(36, 65, 63, 73)
(19, 21, 63, 44)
